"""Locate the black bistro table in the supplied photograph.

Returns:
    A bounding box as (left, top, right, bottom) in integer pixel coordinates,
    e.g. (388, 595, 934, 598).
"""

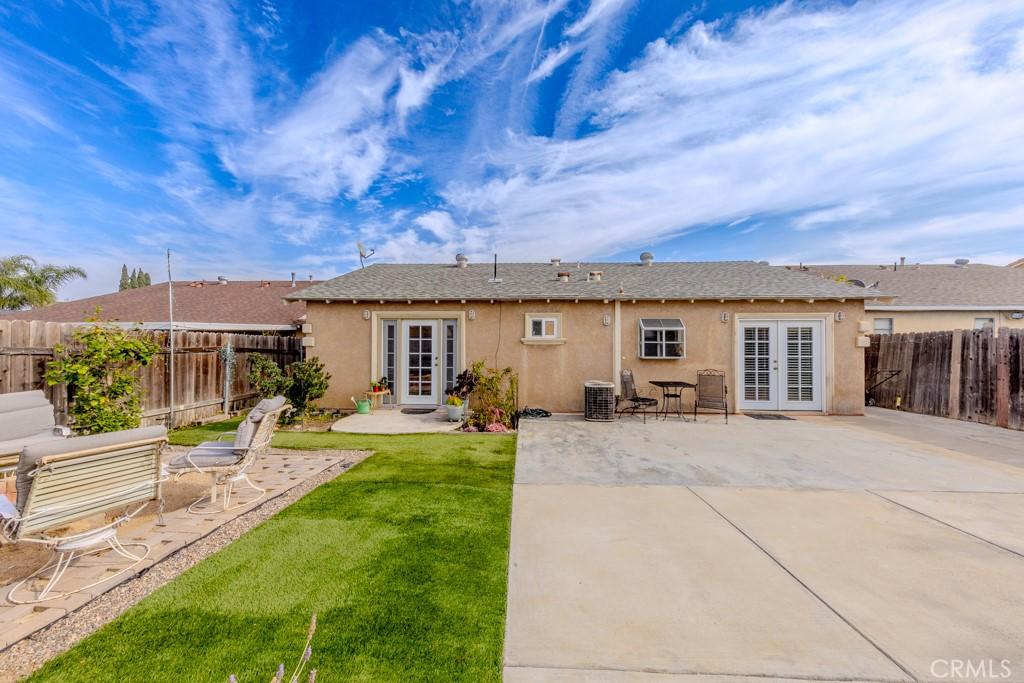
(649, 380, 696, 421)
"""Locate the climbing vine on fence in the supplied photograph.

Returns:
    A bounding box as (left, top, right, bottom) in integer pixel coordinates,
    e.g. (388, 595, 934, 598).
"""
(44, 319, 159, 434)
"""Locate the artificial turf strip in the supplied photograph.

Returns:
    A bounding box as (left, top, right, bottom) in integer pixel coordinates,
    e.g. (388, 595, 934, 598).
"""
(29, 429, 516, 683)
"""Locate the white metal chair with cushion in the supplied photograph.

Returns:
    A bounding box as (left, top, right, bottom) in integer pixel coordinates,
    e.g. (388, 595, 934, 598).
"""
(0, 390, 71, 473)
(165, 396, 288, 514)
(0, 426, 167, 604)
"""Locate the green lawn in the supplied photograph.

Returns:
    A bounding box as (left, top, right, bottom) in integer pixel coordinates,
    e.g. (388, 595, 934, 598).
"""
(31, 422, 516, 682)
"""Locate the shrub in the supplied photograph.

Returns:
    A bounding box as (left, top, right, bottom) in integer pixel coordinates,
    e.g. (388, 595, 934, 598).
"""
(466, 360, 518, 430)
(44, 320, 159, 434)
(248, 354, 292, 398)
(247, 354, 331, 423)
(286, 357, 331, 417)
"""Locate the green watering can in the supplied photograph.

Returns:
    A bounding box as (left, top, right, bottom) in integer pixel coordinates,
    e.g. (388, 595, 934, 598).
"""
(352, 397, 372, 414)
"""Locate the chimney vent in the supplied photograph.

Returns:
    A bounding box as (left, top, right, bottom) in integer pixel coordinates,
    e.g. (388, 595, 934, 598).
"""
(217, 276, 228, 285)
(640, 251, 654, 266)
(551, 257, 561, 266)
(588, 270, 604, 282)
(290, 272, 296, 287)
(899, 256, 906, 267)
(455, 253, 469, 268)
(954, 258, 970, 267)
(557, 271, 571, 282)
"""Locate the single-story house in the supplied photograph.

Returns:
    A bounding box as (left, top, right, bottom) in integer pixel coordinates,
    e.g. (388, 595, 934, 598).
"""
(0, 276, 319, 333)
(288, 254, 882, 415)
(802, 260, 1024, 334)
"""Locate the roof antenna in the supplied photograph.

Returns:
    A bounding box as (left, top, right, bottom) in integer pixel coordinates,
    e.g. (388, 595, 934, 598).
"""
(356, 241, 375, 269)
(488, 253, 502, 284)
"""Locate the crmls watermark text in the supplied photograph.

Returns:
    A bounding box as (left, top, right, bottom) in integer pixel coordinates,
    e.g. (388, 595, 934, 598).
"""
(930, 659, 1013, 679)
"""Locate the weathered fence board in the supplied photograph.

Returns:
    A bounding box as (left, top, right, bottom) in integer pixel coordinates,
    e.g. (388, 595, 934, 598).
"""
(0, 320, 301, 429)
(866, 327, 1024, 431)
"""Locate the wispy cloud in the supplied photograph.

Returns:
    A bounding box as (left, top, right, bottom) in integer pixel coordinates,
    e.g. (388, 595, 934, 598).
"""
(434, 0, 1024, 264)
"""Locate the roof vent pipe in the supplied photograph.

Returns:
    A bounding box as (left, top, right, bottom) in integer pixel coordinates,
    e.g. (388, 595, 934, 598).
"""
(588, 270, 603, 282)
(456, 253, 469, 268)
(640, 251, 654, 266)
(899, 256, 906, 267)
(557, 271, 571, 282)
(551, 257, 561, 266)
(217, 276, 228, 285)
(290, 272, 296, 287)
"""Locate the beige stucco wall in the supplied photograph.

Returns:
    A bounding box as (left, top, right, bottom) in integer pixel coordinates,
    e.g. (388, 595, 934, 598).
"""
(867, 310, 1024, 334)
(304, 298, 867, 415)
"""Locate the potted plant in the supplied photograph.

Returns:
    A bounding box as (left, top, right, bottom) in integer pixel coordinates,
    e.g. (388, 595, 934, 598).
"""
(445, 394, 464, 422)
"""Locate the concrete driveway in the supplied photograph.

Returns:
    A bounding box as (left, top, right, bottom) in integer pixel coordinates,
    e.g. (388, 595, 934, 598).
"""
(504, 409, 1024, 683)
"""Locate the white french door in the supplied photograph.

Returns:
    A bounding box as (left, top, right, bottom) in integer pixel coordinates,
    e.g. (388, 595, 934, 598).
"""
(738, 320, 823, 412)
(401, 320, 439, 405)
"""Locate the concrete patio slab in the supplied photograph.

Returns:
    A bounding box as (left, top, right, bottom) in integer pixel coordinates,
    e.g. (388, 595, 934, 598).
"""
(693, 487, 1024, 682)
(874, 491, 1024, 556)
(507, 411, 1024, 683)
(505, 669, 881, 683)
(515, 415, 1024, 491)
(330, 406, 460, 433)
(505, 484, 909, 681)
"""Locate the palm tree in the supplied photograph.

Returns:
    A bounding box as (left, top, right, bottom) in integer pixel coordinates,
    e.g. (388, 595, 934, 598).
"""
(0, 255, 87, 310)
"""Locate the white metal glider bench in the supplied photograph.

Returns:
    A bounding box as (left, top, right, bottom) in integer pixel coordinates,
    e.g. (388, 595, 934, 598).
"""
(0, 426, 167, 604)
(165, 396, 288, 514)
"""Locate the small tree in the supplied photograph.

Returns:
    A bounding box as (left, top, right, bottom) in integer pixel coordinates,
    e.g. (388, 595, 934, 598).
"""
(286, 357, 331, 418)
(119, 264, 130, 291)
(140, 270, 151, 287)
(248, 354, 292, 399)
(45, 320, 160, 434)
(129, 268, 138, 289)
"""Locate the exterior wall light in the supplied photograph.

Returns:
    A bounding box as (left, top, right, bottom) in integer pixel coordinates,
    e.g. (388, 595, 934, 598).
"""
(362, 309, 371, 320)
(835, 311, 845, 322)
(468, 309, 476, 321)
(720, 312, 730, 323)
(602, 314, 611, 326)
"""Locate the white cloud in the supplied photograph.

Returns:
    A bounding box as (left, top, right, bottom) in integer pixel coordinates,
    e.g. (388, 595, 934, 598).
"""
(414, 210, 460, 241)
(436, 0, 1024, 263)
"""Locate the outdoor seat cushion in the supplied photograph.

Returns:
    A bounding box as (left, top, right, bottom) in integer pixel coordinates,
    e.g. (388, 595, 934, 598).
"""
(233, 396, 287, 450)
(167, 442, 243, 470)
(17, 425, 167, 511)
(0, 431, 64, 457)
(0, 405, 58, 443)
(0, 390, 51, 413)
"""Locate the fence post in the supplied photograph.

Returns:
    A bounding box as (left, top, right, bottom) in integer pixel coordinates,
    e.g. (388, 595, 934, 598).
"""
(948, 329, 962, 420)
(996, 328, 1010, 428)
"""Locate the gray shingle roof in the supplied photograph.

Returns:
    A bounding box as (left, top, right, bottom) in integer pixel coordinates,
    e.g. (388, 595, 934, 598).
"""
(805, 264, 1024, 307)
(287, 261, 875, 302)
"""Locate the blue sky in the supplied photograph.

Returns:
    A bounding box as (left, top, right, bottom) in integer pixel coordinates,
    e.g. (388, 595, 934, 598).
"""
(1, 0, 1023, 298)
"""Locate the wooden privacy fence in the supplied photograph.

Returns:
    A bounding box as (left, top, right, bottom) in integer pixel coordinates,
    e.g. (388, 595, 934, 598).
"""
(866, 328, 1024, 431)
(0, 320, 302, 429)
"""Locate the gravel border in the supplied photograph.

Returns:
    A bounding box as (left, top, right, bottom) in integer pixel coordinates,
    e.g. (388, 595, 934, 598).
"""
(0, 449, 369, 682)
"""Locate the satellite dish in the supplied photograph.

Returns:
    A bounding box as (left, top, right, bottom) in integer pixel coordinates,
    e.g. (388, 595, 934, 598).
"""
(356, 241, 376, 268)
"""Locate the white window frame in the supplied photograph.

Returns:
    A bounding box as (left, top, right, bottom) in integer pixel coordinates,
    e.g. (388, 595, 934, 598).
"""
(638, 318, 686, 359)
(522, 313, 565, 344)
(974, 317, 995, 330)
(873, 317, 893, 335)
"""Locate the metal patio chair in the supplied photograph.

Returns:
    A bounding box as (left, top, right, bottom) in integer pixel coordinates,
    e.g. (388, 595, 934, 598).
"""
(617, 369, 658, 423)
(166, 396, 288, 514)
(694, 369, 728, 423)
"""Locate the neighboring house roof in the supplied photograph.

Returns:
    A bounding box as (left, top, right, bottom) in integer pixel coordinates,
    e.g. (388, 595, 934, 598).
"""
(1008, 257, 1024, 269)
(287, 261, 875, 302)
(804, 264, 1024, 310)
(0, 280, 319, 330)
